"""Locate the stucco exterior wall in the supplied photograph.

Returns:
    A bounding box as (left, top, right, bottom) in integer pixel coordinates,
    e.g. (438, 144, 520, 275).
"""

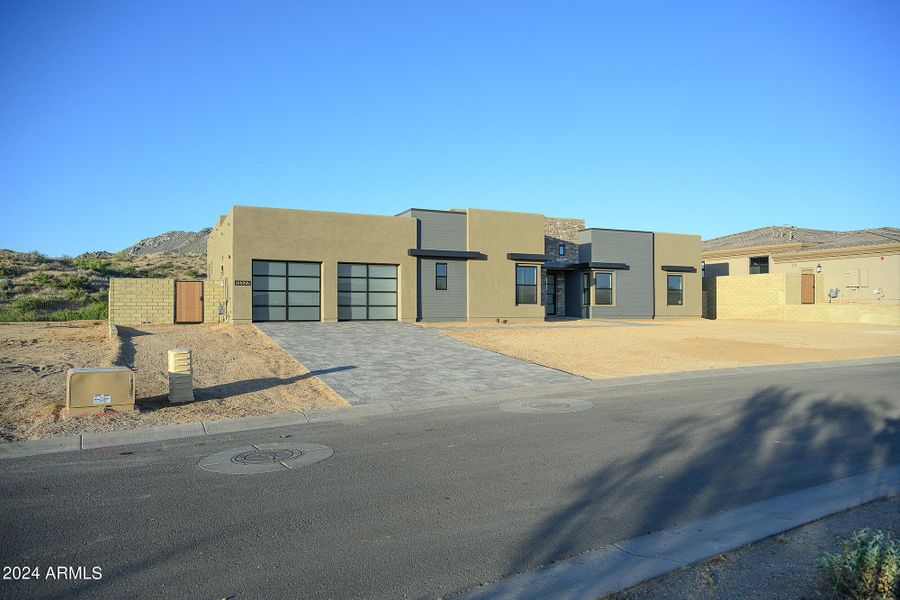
(466, 208, 545, 322)
(772, 253, 900, 304)
(703, 247, 899, 305)
(654, 232, 702, 318)
(229, 206, 417, 323)
(207, 210, 234, 321)
(713, 273, 899, 324)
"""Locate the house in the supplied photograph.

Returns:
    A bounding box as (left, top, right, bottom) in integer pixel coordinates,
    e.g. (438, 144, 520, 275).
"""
(702, 226, 900, 305)
(197, 205, 701, 324)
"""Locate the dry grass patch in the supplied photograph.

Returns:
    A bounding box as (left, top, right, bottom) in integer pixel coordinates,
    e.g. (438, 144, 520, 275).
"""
(441, 319, 900, 379)
(0, 322, 345, 442)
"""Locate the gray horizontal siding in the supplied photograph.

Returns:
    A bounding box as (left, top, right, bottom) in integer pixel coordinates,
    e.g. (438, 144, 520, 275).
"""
(418, 258, 467, 321)
(410, 210, 467, 251)
(585, 230, 653, 319)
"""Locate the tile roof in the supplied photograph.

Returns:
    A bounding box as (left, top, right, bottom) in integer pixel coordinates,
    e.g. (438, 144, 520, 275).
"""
(702, 226, 900, 253)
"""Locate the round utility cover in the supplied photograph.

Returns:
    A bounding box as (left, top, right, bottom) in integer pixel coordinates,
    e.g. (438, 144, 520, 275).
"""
(500, 398, 593, 414)
(198, 442, 334, 474)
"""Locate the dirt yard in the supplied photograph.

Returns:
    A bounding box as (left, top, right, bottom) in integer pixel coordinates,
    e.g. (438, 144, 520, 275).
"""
(437, 319, 900, 379)
(0, 321, 345, 442)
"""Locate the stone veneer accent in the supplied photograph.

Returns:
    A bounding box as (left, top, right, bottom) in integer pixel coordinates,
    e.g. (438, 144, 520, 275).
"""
(543, 217, 585, 316)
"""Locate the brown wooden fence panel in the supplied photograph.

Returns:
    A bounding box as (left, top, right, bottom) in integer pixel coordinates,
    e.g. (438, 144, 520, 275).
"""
(801, 273, 816, 304)
(175, 281, 203, 323)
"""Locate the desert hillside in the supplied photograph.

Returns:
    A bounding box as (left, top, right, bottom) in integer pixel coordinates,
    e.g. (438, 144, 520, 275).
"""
(0, 232, 208, 322)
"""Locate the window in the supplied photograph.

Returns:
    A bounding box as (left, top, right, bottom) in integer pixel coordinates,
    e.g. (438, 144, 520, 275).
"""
(749, 256, 769, 274)
(582, 273, 590, 306)
(594, 272, 613, 305)
(435, 262, 448, 290)
(515, 265, 537, 304)
(558, 243, 566, 256)
(667, 274, 683, 306)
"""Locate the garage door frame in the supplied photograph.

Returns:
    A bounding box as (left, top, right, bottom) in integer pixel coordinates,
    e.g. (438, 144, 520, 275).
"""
(252, 259, 321, 322)
(338, 262, 398, 321)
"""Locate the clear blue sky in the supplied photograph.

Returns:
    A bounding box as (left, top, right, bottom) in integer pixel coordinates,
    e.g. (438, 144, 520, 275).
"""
(2, 1, 898, 256)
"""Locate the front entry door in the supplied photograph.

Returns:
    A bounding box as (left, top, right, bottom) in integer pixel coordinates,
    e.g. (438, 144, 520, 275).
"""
(546, 273, 556, 316)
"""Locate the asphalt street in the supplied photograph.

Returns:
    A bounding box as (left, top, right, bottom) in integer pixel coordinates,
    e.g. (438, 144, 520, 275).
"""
(1, 363, 898, 599)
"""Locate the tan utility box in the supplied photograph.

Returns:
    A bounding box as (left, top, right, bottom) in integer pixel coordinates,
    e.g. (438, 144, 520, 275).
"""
(167, 348, 194, 404)
(65, 367, 135, 417)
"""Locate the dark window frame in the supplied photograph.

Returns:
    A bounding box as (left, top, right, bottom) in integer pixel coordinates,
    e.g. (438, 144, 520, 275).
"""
(251, 260, 321, 322)
(337, 262, 398, 321)
(594, 271, 613, 306)
(558, 243, 566, 256)
(546, 272, 556, 315)
(515, 264, 538, 305)
(582, 272, 591, 306)
(749, 256, 769, 275)
(667, 274, 684, 306)
(435, 262, 448, 291)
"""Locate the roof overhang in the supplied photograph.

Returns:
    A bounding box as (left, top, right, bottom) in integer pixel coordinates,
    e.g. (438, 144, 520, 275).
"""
(408, 249, 487, 260)
(507, 253, 554, 262)
(543, 261, 630, 271)
(661, 265, 697, 273)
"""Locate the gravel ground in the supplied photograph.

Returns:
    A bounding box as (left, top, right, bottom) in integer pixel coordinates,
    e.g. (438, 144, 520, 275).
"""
(440, 319, 900, 379)
(609, 496, 899, 600)
(0, 322, 345, 441)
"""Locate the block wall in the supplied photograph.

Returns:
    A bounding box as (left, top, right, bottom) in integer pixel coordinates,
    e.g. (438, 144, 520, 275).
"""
(203, 279, 225, 323)
(109, 278, 175, 325)
(712, 273, 900, 325)
(109, 278, 226, 325)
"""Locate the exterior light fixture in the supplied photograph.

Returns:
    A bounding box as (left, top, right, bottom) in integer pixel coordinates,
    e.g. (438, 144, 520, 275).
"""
(815, 263, 822, 273)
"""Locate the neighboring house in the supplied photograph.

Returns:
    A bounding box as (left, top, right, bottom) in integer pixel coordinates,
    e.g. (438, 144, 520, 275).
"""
(702, 226, 900, 305)
(197, 205, 701, 324)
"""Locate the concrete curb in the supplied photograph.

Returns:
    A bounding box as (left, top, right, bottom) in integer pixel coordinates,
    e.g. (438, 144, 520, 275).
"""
(1, 355, 897, 459)
(453, 466, 900, 600)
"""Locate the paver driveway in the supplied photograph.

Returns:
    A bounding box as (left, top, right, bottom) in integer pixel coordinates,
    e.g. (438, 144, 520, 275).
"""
(256, 322, 582, 404)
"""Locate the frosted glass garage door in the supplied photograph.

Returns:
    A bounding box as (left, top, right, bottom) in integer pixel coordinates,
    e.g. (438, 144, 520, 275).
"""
(337, 263, 398, 321)
(252, 260, 320, 322)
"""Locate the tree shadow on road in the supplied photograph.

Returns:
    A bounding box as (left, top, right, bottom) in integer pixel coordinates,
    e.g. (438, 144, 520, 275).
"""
(507, 385, 900, 577)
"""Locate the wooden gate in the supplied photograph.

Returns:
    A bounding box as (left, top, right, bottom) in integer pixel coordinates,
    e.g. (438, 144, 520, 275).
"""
(175, 281, 204, 324)
(801, 273, 816, 305)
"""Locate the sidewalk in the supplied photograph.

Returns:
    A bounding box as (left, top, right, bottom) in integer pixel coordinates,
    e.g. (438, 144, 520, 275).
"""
(454, 467, 900, 600)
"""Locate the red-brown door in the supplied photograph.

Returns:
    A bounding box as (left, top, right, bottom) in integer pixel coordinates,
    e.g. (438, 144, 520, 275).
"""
(175, 281, 203, 323)
(801, 273, 815, 304)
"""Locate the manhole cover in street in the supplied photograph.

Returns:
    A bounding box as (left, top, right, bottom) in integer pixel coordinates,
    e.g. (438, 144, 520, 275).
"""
(198, 442, 333, 474)
(232, 449, 300, 464)
(500, 398, 592, 414)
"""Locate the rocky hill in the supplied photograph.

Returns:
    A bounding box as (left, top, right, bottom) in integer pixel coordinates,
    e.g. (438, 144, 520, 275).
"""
(122, 228, 211, 256)
(0, 249, 206, 322)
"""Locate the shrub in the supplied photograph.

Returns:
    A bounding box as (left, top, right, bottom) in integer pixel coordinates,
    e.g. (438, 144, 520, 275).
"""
(13, 295, 50, 312)
(24, 251, 49, 264)
(0, 264, 22, 278)
(49, 301, 107, 321)
(820, 528, 900, 599)
(73, 257, 113, 274)
(184, 269, 205, 279)
(32, 271, 55, 286)
(58, 273, 91, 290)
(64, 288, 88, 301)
